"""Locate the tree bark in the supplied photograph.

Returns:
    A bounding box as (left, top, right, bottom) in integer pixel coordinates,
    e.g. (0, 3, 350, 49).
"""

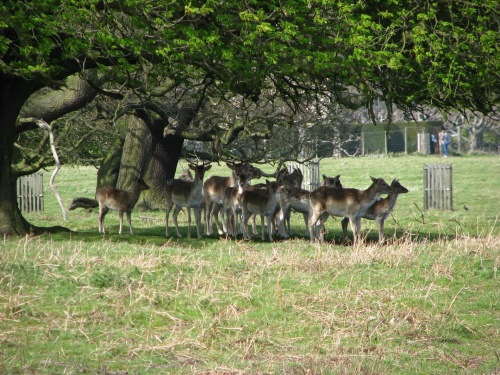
(0, 76, 40, 235)
(1, 73, 97, 236)
(116, 115, 152, 190)
(144, 132, 184, 208)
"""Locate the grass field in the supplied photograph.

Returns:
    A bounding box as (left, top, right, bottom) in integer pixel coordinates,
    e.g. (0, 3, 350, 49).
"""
(1, 155, 499, 374)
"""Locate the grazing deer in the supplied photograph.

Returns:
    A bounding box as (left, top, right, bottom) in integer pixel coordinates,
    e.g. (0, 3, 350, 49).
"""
(165, 161, 212, 238)
(96, 178, 150, 235)
(308, 176, 393, 243)
(277, 174, 342, 238)
(341, 179, 408, 242)
(239, 179, 280, 241)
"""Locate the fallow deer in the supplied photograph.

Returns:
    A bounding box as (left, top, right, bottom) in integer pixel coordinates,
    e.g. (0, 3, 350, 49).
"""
(204, 162, 280, 235)
(239, 179, 280, 241)
(277, 174, 342, 238)
(308, 176, 393, 242)
(341, 179, 408, 242)
(165, 161, 212, 238)
(222, 171, 252, 237)
(96, 177, 150, 235)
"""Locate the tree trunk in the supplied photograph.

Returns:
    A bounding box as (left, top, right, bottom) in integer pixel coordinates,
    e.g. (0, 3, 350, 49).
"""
(145, 132, 184, 208)
(0, 76, 39, 235)
(96, 137, 124, 189)
(116, 115, 152, 190)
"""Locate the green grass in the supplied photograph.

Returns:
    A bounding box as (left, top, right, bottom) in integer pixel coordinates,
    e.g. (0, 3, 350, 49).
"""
(1, 155, 499, 374)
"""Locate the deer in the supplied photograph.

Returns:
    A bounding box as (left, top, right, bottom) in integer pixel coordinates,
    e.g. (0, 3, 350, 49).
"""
(341, 179, 408, 242)
(308, 176, 393, 243)
(203, 161, 280, 235)
(95, 177, 150, 235)
(238, 179, 280, 242)
(277, 174, 342, 239)
(165, 161, 212, 239)
(221, 170, 253, 237)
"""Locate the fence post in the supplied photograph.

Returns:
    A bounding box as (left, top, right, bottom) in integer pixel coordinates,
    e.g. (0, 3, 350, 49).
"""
(404, 127, 408, 154)
(361, 132, 365, 156)
(384, 131, 388, 154)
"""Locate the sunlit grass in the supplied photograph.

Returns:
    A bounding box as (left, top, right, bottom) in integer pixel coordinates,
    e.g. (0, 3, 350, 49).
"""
(1, 155, 499, 374)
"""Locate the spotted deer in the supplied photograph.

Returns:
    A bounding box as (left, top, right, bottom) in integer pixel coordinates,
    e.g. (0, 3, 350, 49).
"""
(221, 171, 252, 237)
(277, 174, 342, 238)
(96, 177, 150, 235)
(341, 179, 408, 242)
(204, 162, 280, 235)
(238, 179, 280, 241)
(165, 161, 212, 238)
(308, 176, 393, 242)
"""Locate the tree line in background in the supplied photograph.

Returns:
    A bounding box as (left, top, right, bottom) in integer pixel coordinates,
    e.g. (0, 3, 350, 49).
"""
(1, 0, 500, 235)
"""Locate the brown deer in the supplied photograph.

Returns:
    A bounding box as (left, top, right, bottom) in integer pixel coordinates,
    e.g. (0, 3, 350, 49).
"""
(96, 178, 150, 235)
(277, 174, 342, 238)
(165, 161, 212, 238)
(341, 179, 408, 242)
(239, 179, 280, 241)
(203, 162, 279, 235)
(308, 176, 393, 242)
(221, 171, 252, 237)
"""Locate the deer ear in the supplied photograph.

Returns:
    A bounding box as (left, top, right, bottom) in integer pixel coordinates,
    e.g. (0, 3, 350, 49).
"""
(204, 165, 212, 171)
(323, 174, 327, 179)
(335, 174, 341, 179)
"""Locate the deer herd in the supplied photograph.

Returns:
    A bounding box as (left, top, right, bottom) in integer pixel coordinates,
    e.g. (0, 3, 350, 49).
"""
(94, 159, 408, 243)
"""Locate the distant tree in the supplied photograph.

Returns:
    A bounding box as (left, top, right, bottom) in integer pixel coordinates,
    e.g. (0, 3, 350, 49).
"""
(2, 0, 500, 235)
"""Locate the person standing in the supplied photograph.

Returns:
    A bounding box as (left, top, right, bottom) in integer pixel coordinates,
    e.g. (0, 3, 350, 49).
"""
(440, 129, 451, 157)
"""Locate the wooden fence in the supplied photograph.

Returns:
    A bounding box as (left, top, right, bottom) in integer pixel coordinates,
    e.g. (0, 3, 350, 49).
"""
(423, 163, 453, 210)
(17, 172, 44, 213)
(288, 159, 320, 191)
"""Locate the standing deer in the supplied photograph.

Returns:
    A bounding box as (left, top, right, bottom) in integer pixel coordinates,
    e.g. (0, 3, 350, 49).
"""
(204, 162, 280, 235)
(239, 180, 280, 241)
(222, 171, 252, 237)
(277, 174, 342, 238)
(96, 177, 150, 235)
(308, 176, 393, 243)
(341, 179, 408, 242)
(165, 161, 212, 238)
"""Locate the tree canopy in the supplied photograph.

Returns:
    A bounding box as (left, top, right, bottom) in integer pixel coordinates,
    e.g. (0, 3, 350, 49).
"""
(1, 0, 500, 235)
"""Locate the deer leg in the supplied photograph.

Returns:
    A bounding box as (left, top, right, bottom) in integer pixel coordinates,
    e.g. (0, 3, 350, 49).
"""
(165, 203, 173, 237)
(241, 210, 251, 240)
(260, 215, 266, 241)
(251, 215, 258, 236)
(118, 210, 124, 235)
(308, 210, 322, 242)
(341, 217, 350, 241)
(277, 207, 289, 238)
(194, 207, 202, 239)
(186, 207, 192, 238)
(205, 201, 212, 235)
(377, 217, 384, 243)
(212, 204, 224, 235)
(267, 215, 274, 242)
(302, 212, 309, 238)
(173, 205, 183, 237)
(126, 211, 134, 235)
(98, 205, 108, 234)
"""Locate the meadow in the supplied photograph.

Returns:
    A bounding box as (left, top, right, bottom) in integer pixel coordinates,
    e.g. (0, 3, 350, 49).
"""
(1, 155, 499, 374)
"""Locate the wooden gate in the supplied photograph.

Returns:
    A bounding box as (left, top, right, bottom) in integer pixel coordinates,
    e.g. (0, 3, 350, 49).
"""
(288, 159, 320, 191)
(17, 172, 44, 213)
(423, 163, 453, 210)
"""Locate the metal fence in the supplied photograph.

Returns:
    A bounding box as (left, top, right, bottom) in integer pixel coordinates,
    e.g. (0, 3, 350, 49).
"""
(288, 159, 320, 191)
(17, 172, 44, 213)
(423, 163, 453, 210)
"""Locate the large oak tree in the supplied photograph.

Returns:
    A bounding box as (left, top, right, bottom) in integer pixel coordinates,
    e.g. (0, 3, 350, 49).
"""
(2, 0, 500, 235)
